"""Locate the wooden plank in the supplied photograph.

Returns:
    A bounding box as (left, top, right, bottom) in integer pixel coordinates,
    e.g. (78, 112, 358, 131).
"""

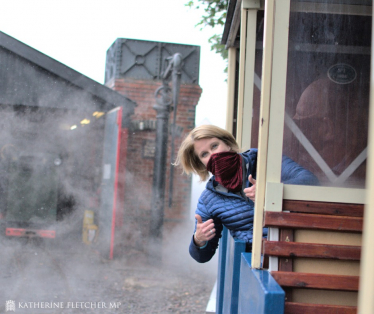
(285, 302, 357, 314)
(264, 212, 363, 232)
(271, 271, 359, 291)
(263, 240, 361, 261)
(283, 200, 364, 217)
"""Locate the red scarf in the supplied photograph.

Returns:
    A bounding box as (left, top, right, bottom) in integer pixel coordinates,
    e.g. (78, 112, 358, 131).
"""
(207, 151, 243, 192)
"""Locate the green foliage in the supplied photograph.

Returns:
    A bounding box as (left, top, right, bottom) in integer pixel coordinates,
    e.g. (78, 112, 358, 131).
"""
(186, 0, 229, 66)
(208, 33, 228, 64)
(186, 0, 228, 29)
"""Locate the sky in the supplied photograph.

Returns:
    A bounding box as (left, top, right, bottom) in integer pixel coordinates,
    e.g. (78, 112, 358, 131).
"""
(0, 0, 228, 128)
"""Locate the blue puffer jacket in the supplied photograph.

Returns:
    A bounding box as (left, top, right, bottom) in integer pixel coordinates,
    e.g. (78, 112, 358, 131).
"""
(189, 149, 319, 263)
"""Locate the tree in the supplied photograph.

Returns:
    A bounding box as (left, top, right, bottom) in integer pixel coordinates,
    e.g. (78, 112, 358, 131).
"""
(186, 0, 229, 62)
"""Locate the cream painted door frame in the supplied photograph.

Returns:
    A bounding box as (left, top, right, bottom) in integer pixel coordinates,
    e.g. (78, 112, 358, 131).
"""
(251, 0, 291, 269)
(358, 4, 374, 313)
(235, 0, 260, 150)
(251, 0, 368, 268)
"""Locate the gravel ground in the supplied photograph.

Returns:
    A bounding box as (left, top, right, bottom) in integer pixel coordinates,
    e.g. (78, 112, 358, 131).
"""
(0, 231, 217, 314)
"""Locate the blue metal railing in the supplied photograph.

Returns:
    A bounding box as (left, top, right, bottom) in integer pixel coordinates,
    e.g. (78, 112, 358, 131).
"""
(215, 227, 285, 314)
(239, 253, 285, 314)
(216, 226, 228, 313)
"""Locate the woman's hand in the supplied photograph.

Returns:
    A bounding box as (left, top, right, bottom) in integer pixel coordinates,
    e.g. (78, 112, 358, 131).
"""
(243, 175, 256, 202)
(194, 214, 216, 247)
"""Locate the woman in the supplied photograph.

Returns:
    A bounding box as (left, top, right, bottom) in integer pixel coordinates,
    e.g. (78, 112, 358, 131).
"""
(175, 125, 319, 263)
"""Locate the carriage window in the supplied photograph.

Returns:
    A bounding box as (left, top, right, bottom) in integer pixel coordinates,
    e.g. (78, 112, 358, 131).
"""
(282, 0, 371, 188)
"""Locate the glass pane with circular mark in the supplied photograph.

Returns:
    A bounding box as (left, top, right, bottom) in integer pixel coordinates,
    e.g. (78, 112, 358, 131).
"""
(282, 0, 371, 188)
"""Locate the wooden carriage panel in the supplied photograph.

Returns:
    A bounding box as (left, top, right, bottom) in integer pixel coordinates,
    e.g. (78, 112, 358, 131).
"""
(264, 212, 363, 233)
(264, 241, 361, 261)
(263, 200, 363, 310)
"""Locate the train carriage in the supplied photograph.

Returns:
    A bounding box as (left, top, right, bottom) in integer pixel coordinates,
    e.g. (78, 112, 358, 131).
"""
(216, 0, 374, 313)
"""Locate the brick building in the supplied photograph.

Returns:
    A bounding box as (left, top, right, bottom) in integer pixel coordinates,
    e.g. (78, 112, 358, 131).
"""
(104, 39, 202, 254)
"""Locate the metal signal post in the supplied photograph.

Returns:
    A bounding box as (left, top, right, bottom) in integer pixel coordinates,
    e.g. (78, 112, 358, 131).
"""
(148, 53, 182, 263)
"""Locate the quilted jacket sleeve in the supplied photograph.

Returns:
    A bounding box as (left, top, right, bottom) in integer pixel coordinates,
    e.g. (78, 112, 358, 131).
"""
(189, 194, 223, 263)
(281, 155, 319, 185)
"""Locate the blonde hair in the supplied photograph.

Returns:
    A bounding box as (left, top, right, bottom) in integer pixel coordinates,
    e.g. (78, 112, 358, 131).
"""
(174, 124, 240, 181)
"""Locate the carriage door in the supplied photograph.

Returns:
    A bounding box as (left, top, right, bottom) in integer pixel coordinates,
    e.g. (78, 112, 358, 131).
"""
(250, 0, 370, 309)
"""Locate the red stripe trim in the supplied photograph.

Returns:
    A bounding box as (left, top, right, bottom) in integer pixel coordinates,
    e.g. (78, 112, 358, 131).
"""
(6, 228, 56, 238)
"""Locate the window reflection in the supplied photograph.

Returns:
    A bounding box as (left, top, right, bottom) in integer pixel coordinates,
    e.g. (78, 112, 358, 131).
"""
(283, 1, 371, 188)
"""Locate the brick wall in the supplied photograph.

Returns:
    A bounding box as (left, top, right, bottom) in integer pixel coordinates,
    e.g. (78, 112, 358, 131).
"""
(107, 78, 202, 255)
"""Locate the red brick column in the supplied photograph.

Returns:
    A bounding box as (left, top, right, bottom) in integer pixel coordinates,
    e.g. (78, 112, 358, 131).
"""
(107, 78, 202, 255)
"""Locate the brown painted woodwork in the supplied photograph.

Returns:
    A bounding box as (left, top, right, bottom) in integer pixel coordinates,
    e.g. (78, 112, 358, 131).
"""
(279, 229, 294, 302)
(264, 212, 363, 232)
(263, 200, 363, 310)
(270, 271, 359, 291)
(263, 240, 361, 261)
(262, 254, 269, 269)
(278, 229, 294, 271)
(283, 200, 364, 217)
(285, 302, 357, 314)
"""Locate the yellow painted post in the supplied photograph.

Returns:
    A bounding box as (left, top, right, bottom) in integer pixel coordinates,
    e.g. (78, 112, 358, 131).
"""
(265, 1, 290, 182)
(82, 210, 98, 245)
(237, 0, 261, 150)
(236, 6, 248, 146)
(263, 0, 291, 271)
(357, 5, 374, 313)
(251, 0, 291, 269)
(251, 0, 276, 269)
(225, 47, 237, 132)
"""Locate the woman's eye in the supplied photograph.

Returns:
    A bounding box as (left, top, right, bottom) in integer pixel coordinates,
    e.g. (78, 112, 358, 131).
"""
(201, 152, 207, 158)
(212, 144, 218, 149)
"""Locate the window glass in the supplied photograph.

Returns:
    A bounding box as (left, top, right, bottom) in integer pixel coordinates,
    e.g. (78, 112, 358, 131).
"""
(283, 0, 371, 188)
